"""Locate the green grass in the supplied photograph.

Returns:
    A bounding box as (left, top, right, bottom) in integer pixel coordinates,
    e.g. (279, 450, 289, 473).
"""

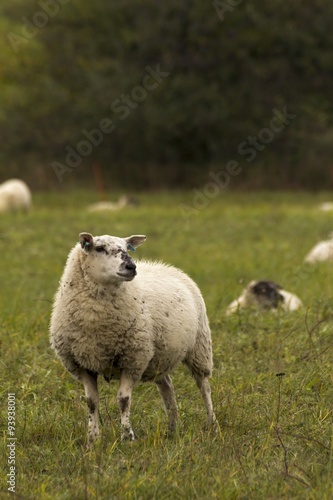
(1, 190, 333, 499)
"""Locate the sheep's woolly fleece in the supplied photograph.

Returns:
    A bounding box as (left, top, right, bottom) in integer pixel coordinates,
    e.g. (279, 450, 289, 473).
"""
(0, 179, 31, 213)
(50, 232, 216, 444)
(304, 235, 333, 264)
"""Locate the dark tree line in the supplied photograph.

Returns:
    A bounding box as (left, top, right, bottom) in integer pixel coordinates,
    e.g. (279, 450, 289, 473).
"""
(1, 0, 333, 189)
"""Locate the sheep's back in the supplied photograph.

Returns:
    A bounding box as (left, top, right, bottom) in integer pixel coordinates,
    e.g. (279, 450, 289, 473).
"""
(305, 240, 333, 263)
(136, 260, 208, 338)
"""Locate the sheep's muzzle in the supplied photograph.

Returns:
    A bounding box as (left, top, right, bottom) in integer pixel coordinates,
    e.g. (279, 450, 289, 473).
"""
(117, 256, 137, 280)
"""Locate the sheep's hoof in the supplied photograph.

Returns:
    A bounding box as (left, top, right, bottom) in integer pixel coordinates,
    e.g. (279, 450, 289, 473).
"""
(86, 430, 100, 449)
(167, 424, 177, 438)
(86, 441, 94, 451)
(206, 415, 219, 434)
(86, 437, 97, 451)
(121, 428, 135, 442)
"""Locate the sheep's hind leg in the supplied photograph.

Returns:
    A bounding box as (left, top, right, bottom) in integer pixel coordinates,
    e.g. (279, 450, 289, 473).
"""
(117, 372, 135, 441)
(193, 374, 216, 426)
(156, 375, 178, 434)
(80, 370, 99, 446)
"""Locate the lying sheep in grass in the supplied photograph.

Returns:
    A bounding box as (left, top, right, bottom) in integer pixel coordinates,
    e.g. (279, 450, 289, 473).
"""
(50, 232, 216, 445)
(87, 196, 138, 213)
(226, 280, 303, 315)
(0, 179, 31, 213)
(318, 202, 333, 212)
(304, 234, 333, 263)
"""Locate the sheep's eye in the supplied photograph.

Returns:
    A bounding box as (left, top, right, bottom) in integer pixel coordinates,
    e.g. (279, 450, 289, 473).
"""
(95, 246, 107, 254)
(110, 248, 123, 256)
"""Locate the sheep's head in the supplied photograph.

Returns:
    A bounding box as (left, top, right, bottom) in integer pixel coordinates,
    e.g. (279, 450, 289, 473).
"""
(248, 280, 285, 309)
(79, 232, 146, 285)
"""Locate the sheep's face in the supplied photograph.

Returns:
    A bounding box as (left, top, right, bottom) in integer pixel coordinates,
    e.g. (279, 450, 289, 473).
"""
(79, 233, 146, 285)
(248, 280, 285, 309)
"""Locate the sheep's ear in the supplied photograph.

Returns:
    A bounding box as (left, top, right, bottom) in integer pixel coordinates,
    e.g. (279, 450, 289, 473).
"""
(79, 232, 94, 254)
(125, 235, 147, 252)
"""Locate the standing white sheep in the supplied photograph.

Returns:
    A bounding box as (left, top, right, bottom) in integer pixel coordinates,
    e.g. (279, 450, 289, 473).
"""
(50, 232, 216, 445)
(0, 179, 32, 213)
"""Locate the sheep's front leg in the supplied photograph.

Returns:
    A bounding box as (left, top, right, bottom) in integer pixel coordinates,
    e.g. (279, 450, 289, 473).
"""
(117, 372, 135, 441)
(80, 370, 99, 445)
(156, 375, 178, 434)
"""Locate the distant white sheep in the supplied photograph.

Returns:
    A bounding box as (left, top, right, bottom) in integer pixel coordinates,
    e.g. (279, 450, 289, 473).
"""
(226, 280, 303, 315)
(304, 234, 333, 263)
(50, 232, 216, 445)
(0, 179, 31, 213)
(318, 202, 333, 212)
(87, 196, 138, 213)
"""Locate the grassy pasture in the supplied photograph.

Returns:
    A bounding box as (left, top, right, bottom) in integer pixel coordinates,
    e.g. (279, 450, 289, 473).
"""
(1, 190, 333, 499)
